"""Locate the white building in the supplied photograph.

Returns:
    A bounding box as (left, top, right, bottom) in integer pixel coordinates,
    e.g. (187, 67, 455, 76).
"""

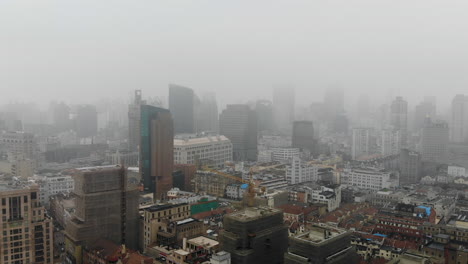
(309, 185, 341, 212)
(341, 167, 392, 191)
(257, 150, 273, 163)
(286, 157, 318, 184)
(352, 128, 371, 160)
(225, 183, 248, 200)
(448, 165, 466, 177)
(380, 129, 400, 156)
(286, 157, 334, 185)
(271, 147, 300, 162)
(174, 134, 233, 167)
(38, 174, 74, 205)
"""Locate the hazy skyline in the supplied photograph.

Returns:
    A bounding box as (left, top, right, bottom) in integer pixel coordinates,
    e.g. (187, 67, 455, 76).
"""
(2, 0, 468, 109)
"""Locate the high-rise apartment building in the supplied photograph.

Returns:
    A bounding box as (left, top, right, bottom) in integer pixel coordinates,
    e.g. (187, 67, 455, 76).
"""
(174, 134, 233, 167)
(399, 149, 421, 184)
(255, 100, 274, 132)
(140, 105, 174, 200)
(380, 129, 400, 156)
(0, 185, 54, 264)
(52, 102, 71, 132)
(292, 121, 314, 152)
(451, 94, 468, 143)
(195, 92, 219, 133)
(273, 85, 295, 131)
(64, 165, 139, 264)
(413, 99, 436, 132)
(169, 84, 195, 134)
(351, 128, 371, 160)
(390, 96, 408, 147)
(74, 104, 98, 139)
(219, 104, 257, 161)
(220, 207, 288, 264)
(1, 131, 36, 160)
(128, 90, 144, 151)
(419, 118, 449, 163)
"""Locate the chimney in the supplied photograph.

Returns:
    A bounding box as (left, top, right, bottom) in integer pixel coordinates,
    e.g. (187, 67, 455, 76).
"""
(183, 237, 187, 251)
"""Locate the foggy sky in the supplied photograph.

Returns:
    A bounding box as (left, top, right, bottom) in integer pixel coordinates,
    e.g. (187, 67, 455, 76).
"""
(2, 0, 468, 110)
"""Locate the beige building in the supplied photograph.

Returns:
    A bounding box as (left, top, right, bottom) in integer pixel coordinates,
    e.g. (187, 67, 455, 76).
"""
(174, 134, 233, 167)
(0, 185, 54, 264)
(143, 203, 190, 250)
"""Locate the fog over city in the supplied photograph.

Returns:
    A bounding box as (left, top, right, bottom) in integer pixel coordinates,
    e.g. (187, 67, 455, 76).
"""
(4, 2, 468, 264)
(2, 0, 468, 110)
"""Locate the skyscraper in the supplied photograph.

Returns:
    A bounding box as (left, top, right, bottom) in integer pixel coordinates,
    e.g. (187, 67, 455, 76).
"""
(219, 104, 257, 161)
(413, 99, 436, 132)
(419, 118, 449, 163)
(380, 129, 400, 156)
(390, 96, 408, 147)
(195, 92, 219, 133)
(52, 102, 71, 132)
(256, 100, 274, 132)
(292, 120, 315, 152)
(324, 87, 345, 123)
(273, 85, 295, 132)
(169, 84, 195, 134)
(140, 105, 174, 200)
(351, 128, 371, 160)
(74, 104, 98, 139)
(128, 90, 144, 151)
(400, 149, 421, 184)
(451, 94, 468, 143)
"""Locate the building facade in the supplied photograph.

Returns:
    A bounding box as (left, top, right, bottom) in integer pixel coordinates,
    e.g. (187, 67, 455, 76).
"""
(399, 149, 421, 184)
(352, 127, 371, 160)
(0, 186, 54, 264)
(169, 84, 195, 134)
(341, 167, 392, 191)
(139, 105, 174, 199)
(292, 121, 314, 152)
(128, 90, 144, 151)
(219, 104, 257, 161)
(390, 96, 408, 147)
(174, 134, 233, 167)
(419, 118, 449, 163)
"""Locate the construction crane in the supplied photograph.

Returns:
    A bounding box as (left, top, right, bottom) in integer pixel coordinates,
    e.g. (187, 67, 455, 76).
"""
(200, 165, 249, 184)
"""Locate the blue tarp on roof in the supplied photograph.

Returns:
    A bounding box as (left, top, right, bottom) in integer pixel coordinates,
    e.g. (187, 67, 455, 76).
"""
(240, 183, 249, 189)
(417, 205, 431, 217)
(373, 233, 387, 237)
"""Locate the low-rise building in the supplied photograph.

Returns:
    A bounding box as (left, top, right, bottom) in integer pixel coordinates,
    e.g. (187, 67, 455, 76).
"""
(284, 224, 357, 264)
(38, 173, 74, 205)
(341, 167, 392, 191)
(271, 147, 300, 162)
(225, 183, 248, 200)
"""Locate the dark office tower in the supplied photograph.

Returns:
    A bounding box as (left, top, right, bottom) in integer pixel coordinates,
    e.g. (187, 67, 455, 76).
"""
(219, 104, 257, 161)
(256, 100, 274, 132)
(196, 92, 219, 133)
(273, 85, 295, 132)
(324, 86, 345, 121)
(139, 105, 174, 201)
(128, 90, 144, 151)
(420, 118, 449, 163)
(220, 207, 288, 264)
(292, 121, 315, 152)
(332, 114, 349, 135)
(169, 84, 195, 134)
(75, 104, 98, 138)
(451, 94, 468, 143)
(356, 94, 370, 119)
(53, 102, 70, 132)
(390, 96, 408, 147)
(413, 99, 436, 132)
(399, 148, 421, 184)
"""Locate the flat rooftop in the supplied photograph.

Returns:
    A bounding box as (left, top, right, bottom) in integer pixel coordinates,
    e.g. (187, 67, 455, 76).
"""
(188, 236, 219, 249)
(174, 134, 230, 146)
(74, 165, 121, 172)
(227, 206, 280, 221)
(294, 224, 348, 244)
(144, 203, 188, 212)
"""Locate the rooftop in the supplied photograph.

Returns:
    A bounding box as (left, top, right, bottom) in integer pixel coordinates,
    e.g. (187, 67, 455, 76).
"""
(294, 224, 348, 244)
(145, 203, 188, 213)
(227, 206, 281, 221)
(174, 134, 230, 146)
